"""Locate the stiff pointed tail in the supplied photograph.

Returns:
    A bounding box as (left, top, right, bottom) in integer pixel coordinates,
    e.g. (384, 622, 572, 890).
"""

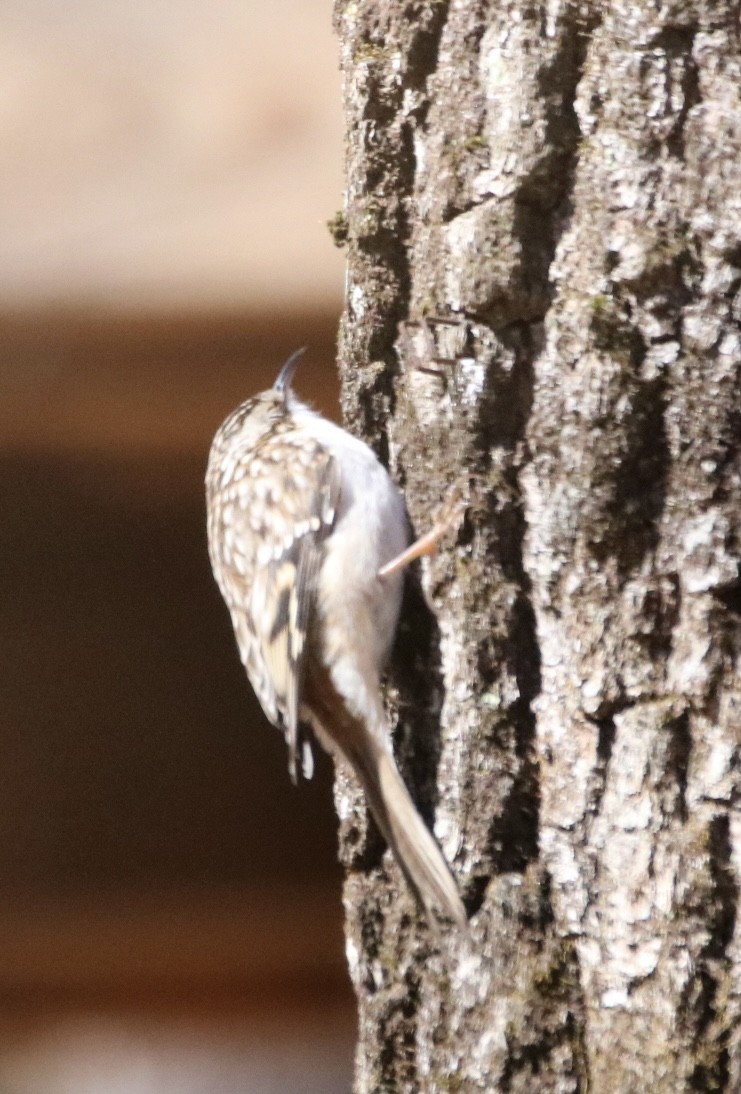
(305, 664, 466, 927)
(358, 738, 467, 928)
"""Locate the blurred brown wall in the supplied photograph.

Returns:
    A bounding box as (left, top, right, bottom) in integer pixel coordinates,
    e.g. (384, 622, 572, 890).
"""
(0, 6, 354, 1085)
(0, 307, 346, 986)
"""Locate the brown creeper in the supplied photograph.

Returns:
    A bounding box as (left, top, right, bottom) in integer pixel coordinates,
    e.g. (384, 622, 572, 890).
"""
(206, 350, 466, 927)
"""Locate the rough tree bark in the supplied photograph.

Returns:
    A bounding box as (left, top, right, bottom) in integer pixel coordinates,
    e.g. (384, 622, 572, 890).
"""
(331, 2, 741, 1090)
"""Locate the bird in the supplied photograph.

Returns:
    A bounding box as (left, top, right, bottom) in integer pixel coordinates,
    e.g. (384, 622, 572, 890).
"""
(205, 349, 466, 927)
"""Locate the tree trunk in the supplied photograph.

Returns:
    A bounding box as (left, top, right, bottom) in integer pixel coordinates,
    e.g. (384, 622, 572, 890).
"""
(332, 1, 741, 1090)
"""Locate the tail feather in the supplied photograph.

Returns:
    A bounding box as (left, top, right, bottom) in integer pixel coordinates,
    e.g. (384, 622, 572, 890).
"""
(360, 740, 467, 928)
(305, 664, 466, 927)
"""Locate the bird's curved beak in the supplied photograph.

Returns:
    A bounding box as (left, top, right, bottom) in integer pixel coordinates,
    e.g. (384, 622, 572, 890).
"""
(273, 347, 306, 396)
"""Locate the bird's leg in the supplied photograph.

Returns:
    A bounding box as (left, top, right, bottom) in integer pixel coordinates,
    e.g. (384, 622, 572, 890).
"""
(378, 483, 467, 578)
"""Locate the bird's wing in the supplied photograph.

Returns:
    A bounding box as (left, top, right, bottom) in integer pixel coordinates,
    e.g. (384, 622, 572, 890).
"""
(215, 430, 341, 782)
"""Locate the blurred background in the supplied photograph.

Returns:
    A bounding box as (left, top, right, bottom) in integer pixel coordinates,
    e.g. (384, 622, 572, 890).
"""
(0, 2, 354, 1090)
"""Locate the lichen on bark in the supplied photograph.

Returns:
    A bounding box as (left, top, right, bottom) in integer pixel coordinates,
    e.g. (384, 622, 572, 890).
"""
(333, 1, 741, 1090)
